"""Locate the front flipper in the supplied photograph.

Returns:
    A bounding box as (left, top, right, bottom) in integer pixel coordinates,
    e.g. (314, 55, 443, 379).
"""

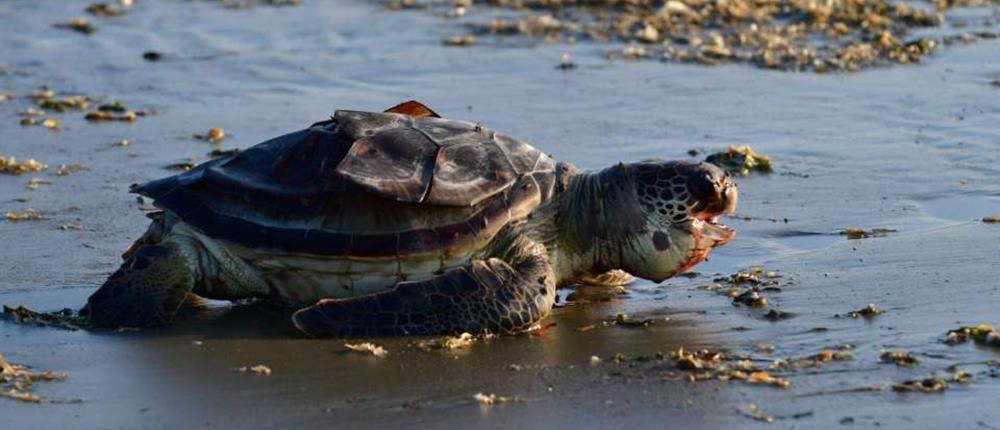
(292, 244, 555, 337)
(84, 241, 195, 329)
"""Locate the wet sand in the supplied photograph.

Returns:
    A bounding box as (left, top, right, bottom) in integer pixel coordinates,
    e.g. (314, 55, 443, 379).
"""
(2, 0, 1000, 428)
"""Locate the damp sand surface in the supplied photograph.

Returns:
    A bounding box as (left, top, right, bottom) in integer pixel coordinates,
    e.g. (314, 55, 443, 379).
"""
(2, 1, 1000, 428)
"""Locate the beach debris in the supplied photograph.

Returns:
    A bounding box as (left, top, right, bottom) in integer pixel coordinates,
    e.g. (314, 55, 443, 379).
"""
(982, 215, 1000, 224)
(29, 87, 54, 101)
(945, 324, 1000, 347)
(473, 392, 518, 405)
(764, 308, 791, 321)
(54, 163, 88, 176)
(53, 18, 97, 34)
(703, 267, 784, 309)
(165, 159, 197, 171)
(613, 313, 656, 328)
(35, 94, 90, 112)
(738, 404, 774, 423)
(83, 101, 155, 122)
(0, 156, 48, 175)
(20, 107, 45, 118)
(17, 95, 71, 130)
(2, 305, 88, 330)
(41, 118, 61, 130)
(704, 145, 772, 175)
(194, 128, 226, 143)
(386, 0, 428, 10)
(844, 303, 882, 319)
(344, 342, 388, 357)
(527, 321, 557, 336)
(86, 2, 126, 17)
(715, 267, 781, 288)
(745, 371, 792, 388)
(232, 364, 272, 375)
(98, 101, 128, 112)
(396, 0, 993, 72)
(1, 354, 68, 404)
(209, 148, 241, 158)
(756, 343, 775, 354)
(142, 51, 163, 61)
(891, 377, 949, 393)
(25, 178, 53, 191)
(880, 350, 921, 366)
(0, 93, 11, 103)
(557, 52, 576, 70)
(220, 0, 300, 9)
(812, 349, 853, 363)
(85, 110, 135, 122)
(948, 365, 972, 383)
(589, 355, 602, 365)
(670, 347, 791, 388)
(618, 45, 651, 60)
(766, 347, 853, 372)
(5, 209, 44, 221)
(732, 289, 767, 307)
(445, 35, 476, 46)
(20, 117, 63, 129)
(840, 227, 896, 239)
(414, 332, 474, 350)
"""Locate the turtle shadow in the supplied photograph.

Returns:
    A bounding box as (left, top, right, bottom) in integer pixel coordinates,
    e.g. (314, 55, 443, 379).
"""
(156, 300, 305, 340)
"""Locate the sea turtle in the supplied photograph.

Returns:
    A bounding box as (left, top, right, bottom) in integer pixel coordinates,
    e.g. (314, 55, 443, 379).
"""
(83, 101, 737, 337)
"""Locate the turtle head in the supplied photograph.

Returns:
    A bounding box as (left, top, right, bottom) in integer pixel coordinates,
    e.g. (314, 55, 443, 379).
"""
(619, 160, 737, 282)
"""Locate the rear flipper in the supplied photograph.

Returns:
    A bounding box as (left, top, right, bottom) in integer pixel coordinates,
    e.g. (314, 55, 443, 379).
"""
(292, 242, 556, 337)
(84, 241, 195, 328)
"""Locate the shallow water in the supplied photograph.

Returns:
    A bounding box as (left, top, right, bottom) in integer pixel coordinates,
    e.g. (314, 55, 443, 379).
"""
(2, 0, 1000, 428)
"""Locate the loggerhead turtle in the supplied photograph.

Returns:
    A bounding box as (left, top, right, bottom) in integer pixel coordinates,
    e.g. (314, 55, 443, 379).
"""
(83, 101, 737, 337)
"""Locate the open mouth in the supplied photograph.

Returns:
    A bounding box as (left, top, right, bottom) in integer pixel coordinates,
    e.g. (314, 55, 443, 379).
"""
(693, 216, 735, 249)
(688, 180, 737, 250)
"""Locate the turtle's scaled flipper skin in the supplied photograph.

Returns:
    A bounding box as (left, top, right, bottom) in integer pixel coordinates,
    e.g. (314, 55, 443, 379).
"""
(84, 241, 195, 328)
(292, 232, 556, 337)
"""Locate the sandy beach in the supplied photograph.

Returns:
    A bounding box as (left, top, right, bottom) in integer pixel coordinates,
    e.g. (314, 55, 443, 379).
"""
(2, 0, 1000, 428)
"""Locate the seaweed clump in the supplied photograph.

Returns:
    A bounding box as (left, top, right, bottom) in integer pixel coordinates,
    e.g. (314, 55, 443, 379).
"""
(945, 324, 1000, 347)
(0, 156, 48, 175)
(2, 305, 90, 330)
(1, 354, 68, 403)
(704, 145, 772, 176)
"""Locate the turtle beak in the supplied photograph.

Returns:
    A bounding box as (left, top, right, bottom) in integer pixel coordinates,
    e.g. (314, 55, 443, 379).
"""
(695, 218, 735, 249)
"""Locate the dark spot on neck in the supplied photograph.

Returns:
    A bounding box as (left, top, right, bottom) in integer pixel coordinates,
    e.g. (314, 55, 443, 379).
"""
(652, 230, 671, 251)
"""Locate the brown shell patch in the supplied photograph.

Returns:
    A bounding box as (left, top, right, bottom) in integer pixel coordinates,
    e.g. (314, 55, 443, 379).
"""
(495, 133, 542, 174)
(334, 128, 437, 203)
(333, 110, 407, 141)
(425, 141, 517, 206)
(412, 117, 479, 146)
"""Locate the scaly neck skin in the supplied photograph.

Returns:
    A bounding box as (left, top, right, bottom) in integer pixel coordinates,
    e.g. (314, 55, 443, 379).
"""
(527, 165, 645, 285)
